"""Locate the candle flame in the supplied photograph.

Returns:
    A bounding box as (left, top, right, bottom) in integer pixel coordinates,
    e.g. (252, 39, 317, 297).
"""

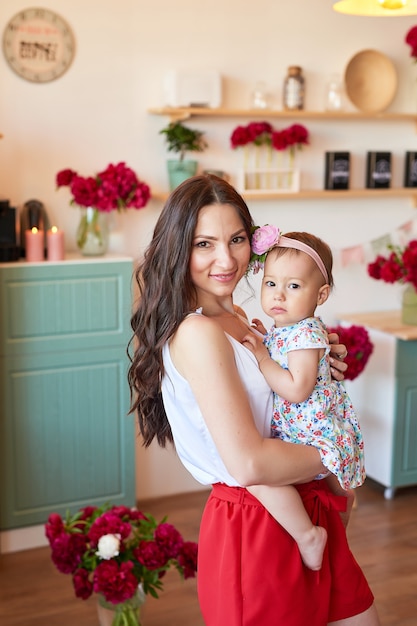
(51, 226, 58, 233)
(31, 227, 38, 234)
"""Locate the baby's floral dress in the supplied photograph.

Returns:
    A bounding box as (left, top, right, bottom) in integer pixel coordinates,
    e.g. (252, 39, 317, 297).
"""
(264, 316, 365, 489)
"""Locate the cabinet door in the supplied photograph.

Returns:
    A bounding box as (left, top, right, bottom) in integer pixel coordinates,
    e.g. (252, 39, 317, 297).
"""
(0, 260, 133, 357)
(0, 258, 136, 530)
(1, 346, 135, 529)
(392, 340, 417, 488)
(392, 373, 417, 488)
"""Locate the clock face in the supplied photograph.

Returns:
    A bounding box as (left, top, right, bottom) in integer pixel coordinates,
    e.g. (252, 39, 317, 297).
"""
(2, 8, 75, 83)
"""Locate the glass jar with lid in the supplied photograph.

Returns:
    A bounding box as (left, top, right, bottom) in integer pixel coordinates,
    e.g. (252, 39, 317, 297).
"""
(283, 66, 305, 110)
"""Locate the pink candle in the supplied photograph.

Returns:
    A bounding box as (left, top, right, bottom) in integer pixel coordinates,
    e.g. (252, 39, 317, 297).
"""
(25, 227, 44, 262)
(47, 226, 65, 261)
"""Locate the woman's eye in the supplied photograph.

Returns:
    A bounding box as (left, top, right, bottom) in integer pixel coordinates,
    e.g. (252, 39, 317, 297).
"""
(195, 241, 210, 248)
(231, 235, 246, 244)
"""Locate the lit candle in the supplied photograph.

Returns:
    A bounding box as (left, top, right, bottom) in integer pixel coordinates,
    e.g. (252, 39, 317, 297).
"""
(25, 227, 44, 262)
(47, 226, 65, 261)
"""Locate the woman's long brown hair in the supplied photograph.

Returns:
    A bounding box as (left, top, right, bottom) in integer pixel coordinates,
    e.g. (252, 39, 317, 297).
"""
(128, 175, 254, 447)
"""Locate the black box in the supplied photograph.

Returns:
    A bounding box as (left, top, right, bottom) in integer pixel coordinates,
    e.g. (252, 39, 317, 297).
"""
(324, 152, 350, 190)
(0, 200, 20, 261)
(404, 151, 417, 187)
(366, 151, 391, 188)
(0, 200, 17, 244)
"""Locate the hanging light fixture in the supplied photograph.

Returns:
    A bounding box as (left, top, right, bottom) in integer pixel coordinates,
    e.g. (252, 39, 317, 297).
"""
(333, 0, 417, 15)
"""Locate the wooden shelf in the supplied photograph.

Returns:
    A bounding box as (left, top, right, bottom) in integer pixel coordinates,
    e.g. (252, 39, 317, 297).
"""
(148, 107, 417, 123)
(151, 187, 417, 203)
(338, 310, 417, 341)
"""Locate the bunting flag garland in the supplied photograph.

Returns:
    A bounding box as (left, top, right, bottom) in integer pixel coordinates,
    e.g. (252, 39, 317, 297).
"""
(336, 218, 417, 269)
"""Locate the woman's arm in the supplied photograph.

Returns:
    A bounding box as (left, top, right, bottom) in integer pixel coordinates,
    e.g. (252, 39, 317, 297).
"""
(171, 315, 323, 487)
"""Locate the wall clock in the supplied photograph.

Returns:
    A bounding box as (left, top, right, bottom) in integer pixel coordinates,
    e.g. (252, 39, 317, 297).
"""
(2, 8, 75, 83)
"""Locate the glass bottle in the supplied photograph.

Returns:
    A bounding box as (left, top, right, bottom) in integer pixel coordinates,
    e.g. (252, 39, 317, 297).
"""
(283, 66, 305, 110)
(324, 74, 344, 111)
(251, 81, 269, 109)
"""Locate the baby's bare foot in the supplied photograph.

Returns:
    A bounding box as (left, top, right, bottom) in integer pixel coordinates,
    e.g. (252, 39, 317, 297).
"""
(298, 526, 327, 571)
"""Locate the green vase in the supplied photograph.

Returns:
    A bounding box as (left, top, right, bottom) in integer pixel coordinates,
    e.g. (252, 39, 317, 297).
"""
(76, 207, 109, 256)
(401, 284, 417, 325)
(167, 159, 197, 190)
(97, 584, 146, 626)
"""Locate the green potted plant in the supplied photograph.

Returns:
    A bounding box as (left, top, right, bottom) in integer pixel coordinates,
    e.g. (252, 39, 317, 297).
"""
(159, 121, 207, 190)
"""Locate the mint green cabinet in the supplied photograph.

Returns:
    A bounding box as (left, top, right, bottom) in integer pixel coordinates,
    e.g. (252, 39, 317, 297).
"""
(340, 311, 417, 499)
(0, 257, 136, 529)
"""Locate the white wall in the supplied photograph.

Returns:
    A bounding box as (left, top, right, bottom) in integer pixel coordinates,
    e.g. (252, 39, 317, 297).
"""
(1, 0, 417, 500)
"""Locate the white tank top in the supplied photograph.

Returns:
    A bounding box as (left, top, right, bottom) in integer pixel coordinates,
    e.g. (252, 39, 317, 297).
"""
(161, 314, 273, 486)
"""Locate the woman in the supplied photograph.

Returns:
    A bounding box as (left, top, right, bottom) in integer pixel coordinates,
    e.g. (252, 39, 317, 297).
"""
(128, 175, 379, 625)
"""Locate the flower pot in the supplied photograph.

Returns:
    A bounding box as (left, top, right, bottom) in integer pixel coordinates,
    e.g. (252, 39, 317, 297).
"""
(167, 160, 197, 190)
(401, 284, 417, 325)
(97, 585, 146, 626)
(76, 207, 109, 256)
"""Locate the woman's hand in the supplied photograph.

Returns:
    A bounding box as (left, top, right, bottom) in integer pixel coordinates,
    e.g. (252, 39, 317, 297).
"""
(328, 332, 348, 381)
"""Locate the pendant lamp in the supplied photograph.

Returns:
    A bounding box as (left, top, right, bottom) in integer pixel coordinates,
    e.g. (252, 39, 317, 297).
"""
(333, 0, 417, 15)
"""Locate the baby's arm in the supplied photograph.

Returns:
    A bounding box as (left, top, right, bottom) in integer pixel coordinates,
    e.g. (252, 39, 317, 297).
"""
(242, 331, 320, 404)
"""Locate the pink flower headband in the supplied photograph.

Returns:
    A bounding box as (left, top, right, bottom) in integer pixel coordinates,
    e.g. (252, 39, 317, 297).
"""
(249, 224, 329, 283)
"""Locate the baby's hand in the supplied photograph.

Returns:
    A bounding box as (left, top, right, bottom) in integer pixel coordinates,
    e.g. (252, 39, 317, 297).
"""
(251, 318, 267, 336)
(242, 332, 269, 365)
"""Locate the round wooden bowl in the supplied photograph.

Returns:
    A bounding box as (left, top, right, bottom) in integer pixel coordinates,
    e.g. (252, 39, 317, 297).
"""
(344, 49, 397, 113)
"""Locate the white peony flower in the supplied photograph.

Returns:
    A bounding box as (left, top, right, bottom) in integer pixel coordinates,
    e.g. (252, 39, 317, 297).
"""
(96, 533, 121, 560)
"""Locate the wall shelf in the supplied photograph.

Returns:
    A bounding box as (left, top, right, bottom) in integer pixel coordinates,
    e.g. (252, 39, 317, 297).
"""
(151, 187, 417, 204)
(148, 106, 417, 124)
(149, 108, 417, 201)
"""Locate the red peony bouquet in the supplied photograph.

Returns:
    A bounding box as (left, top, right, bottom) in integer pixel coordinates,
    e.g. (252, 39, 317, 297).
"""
(367, 240, 417, 291)
(327, 324, 374, 381)
(56, 162, 151, 212)
(230, 121, 309, 154)
(45, 503, 198, 611)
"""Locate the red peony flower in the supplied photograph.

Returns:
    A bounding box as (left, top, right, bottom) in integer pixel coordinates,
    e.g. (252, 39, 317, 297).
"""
(56, 162, 151, 211)
(405, 25, 417, 59)
(45, 512, 65, 544)
(134, 540, 169, 570)
(367, 240, 417, 291)
(73, 568, 93, 600)
(327, 324, 374, 381)
(50, 532, 88, 574)
(56, 168, 77, 187)
(178, 541, 199, 579)
(154, 522, 184, 559)
(93, 560, 138, 604)
(284, 123, 309, 148)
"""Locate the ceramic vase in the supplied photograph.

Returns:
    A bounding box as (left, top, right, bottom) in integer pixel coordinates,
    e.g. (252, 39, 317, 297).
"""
(167, 159, 197, 190)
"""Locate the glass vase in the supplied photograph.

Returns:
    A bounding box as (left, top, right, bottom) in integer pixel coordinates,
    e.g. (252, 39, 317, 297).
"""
(97, 585, 146, 626)
(401, 284, 417, 325)
(76, 207, 109, 256)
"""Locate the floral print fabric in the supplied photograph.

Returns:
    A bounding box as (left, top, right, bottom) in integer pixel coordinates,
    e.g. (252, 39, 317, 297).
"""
(264, 317, 365, 489)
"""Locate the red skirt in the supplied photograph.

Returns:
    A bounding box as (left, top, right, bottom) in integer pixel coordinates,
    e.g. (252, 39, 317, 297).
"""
(197, 480, 374, 626)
